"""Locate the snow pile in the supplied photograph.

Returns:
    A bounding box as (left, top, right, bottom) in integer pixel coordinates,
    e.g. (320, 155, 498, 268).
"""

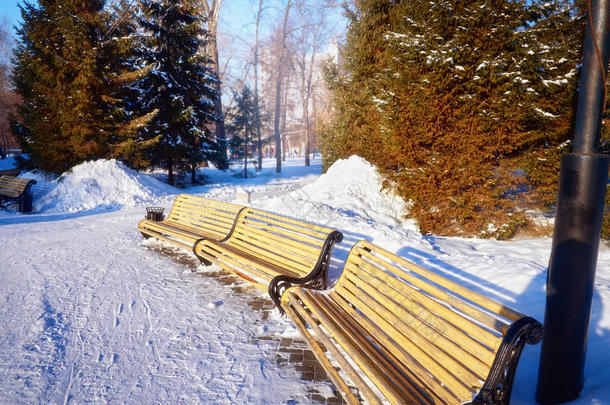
(35, 159, 174, 213)
(260, 155, 414, 229)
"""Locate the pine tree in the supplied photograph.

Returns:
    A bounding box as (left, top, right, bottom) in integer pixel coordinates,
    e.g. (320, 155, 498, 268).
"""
(227, 86, 260, 178)
(137, 0, 221, 185)
(11, 0, 156, 173)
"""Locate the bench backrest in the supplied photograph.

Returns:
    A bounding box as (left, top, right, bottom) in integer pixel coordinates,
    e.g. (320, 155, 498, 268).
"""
(165, 194, 244, 240)
(333, 240, 527, 404)
(229, 208, 338, 278)
(0, 175, 36, 198)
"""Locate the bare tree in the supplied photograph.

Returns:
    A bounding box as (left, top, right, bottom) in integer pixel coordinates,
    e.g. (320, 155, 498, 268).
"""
(200, 0, 228, 169)
(254, 0, 263, 171)
(273, 0, 291, 173)
(0, 17, 19, 154)
(292, 0, 334, 166)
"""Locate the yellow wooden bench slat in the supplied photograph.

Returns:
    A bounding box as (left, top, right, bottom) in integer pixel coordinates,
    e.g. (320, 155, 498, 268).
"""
(323, 292, 451, 404)
(336, 273, 493, 383)
(246, 209, 334, 236)
(274, 241, 543, 405)
(199, 239, 303, 280)
(141, 216, 223, 242)
(327, 283, 477, 400)
(342, 261, 500, 367)
(227, 236, 315, 274)
(230, 227, 319, 263)
(348, 253, 503, 347)
(285, 294, 383, 405)
(237, 217, 325, 251)
(140, 221, 206, 245)
(163, 218, 234, 239)
(194, 207, 343, 291)
(138, 194, 245, 249)
(353, 244, 514, 335)
(359, 241, 525, 323)
(319, 292, 447, 404)
(231, 222, 323, 259)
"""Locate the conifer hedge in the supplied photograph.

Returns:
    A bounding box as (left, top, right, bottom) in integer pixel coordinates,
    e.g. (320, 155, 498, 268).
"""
(320, 0, 608, 238)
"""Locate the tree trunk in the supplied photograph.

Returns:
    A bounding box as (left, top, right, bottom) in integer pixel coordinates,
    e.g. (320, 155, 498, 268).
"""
(274, 74, 283, 171)
(244, 131, 248, 178)
(202, 1, 227, 170)
(168, 157, 174, 186)
(255, 0, 263, 171)
(305, 103, 311, 166)
(274, 0, 291, 173)
(282, 73, 288, 162)
(209, 33, 227, 170)
(304, 40, 316, 167)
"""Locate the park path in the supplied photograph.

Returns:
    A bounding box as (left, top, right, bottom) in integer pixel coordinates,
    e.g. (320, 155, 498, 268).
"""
(0, 207, 341, 404)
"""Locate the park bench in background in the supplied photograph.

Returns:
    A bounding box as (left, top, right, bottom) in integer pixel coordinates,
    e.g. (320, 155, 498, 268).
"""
(0, 168, 20, 177)
(194, 207, 343, 291)
(0, 175, 37, 213)
(138, 194, 245, 250)
(272, 240, 543, 405)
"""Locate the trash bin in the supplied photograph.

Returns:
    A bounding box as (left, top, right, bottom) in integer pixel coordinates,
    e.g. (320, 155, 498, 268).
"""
(146, 207, 165, 221)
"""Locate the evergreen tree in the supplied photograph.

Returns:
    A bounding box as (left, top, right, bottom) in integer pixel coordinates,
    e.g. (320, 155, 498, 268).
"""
(227, 86, 259, 178)
(137, 0, 221, 185)
(320, 0, 587, 238)
(100, 0, 160, 169)
(11, 0, 156, 173)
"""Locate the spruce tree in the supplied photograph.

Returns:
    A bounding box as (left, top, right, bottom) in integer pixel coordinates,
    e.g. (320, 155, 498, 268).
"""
(12, 0, 156, 173)
(100, 0, 160, 169)
(138, 0, 221, 185)
(227, 86, 259, 178)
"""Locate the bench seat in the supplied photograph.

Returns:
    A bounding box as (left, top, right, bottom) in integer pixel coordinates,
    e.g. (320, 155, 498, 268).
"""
(272, 241, 543, 405)
(194, 208, 343, 291)
(138, 194, 245, 249)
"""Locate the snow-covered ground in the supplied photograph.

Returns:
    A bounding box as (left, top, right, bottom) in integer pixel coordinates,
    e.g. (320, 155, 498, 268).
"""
(1, 156, 609, 404)
(0, 156, 17, 171)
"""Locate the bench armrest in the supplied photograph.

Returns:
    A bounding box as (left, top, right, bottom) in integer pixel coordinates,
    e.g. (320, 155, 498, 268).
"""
(269, 230, 343, 314)
(469, 316, 543, 405)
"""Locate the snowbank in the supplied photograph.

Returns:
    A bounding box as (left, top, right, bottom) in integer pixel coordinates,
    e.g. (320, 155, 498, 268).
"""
(259, 155, 415, 230)
(35, 159, 174, 213)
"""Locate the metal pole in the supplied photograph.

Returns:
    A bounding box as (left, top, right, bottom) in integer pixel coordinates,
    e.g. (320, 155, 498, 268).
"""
(536, 0, 610, 403)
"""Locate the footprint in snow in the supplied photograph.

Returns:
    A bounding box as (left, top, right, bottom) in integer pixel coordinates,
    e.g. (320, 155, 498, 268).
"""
(207, 301, 223, 309)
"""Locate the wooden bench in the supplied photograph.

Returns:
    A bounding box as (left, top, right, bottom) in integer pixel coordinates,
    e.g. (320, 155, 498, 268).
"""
(194, 208, 343, 291)
(271, 240, 543, 405)
(0, 175, 37, 213)
(0, 168, 20, 177)
(138, 194, 246, 250)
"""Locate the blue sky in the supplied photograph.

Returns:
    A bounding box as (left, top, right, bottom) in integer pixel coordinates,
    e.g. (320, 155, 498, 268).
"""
(2, 1, 346, 41)
(1, 1, 257, 38)
(2, 0, 23, 35)
(1, 0, 346, 98)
